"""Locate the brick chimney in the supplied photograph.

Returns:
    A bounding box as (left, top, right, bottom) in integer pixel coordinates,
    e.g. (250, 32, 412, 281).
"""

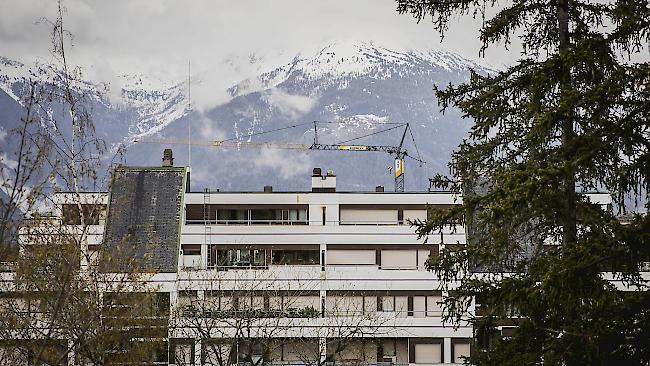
(162, 149, 174, 167)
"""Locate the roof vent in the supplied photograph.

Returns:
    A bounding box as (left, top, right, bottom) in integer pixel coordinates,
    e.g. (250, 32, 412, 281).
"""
(162, 148, 174, 167)
(264, 185, 273, 192)
(375, 185, 384, 192)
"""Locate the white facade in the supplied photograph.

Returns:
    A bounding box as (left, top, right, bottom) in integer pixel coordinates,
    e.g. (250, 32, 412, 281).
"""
(42, 168, 471, 365)
(174, 185, 470, 365)
(30, 166, 622, 366)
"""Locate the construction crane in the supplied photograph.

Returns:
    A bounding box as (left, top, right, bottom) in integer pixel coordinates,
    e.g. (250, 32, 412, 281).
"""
(134, 122, 424, 192)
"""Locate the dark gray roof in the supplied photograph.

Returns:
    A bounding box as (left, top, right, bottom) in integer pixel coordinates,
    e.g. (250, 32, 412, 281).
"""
(102, 166, 186, 273)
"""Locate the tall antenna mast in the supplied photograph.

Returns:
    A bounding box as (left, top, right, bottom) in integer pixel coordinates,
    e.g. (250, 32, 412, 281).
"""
(188, 60, 191, 167)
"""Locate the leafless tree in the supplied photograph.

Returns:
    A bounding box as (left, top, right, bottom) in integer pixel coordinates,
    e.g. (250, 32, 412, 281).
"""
(170, 266, 400, 366)
(291, 291, 400, 366)
(170, 267, 321, 366)
(0, 1, 162, 365)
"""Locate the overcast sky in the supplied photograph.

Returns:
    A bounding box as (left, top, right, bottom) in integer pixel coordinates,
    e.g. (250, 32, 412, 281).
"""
(1, 0, 522, 83)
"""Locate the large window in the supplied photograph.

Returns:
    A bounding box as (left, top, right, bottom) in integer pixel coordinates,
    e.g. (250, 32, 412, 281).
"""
(216, 249, 266, 268)
(271, 250, 319, 265)
(186, 205, 308, 225)
(62, 204, 106, 225)
(217, 209, 248, 224)
(452, 340, 471, 363)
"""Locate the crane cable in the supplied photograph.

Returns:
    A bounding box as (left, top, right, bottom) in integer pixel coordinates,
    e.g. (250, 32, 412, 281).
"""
(335, 124, 406, 145)
(408, 125, 424, 166)
(220, 121, 313, 143)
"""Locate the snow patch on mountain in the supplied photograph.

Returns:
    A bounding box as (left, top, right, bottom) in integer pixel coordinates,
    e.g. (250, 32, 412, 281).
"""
(118, 76, 188, 141)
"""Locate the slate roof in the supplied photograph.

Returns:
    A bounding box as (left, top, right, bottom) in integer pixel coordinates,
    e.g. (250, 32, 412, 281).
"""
(102, 166, 186, 273)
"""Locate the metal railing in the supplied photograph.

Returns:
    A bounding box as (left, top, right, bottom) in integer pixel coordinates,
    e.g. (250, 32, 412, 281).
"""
(179, 262, 429, 271)
(186, 219, 309, 225)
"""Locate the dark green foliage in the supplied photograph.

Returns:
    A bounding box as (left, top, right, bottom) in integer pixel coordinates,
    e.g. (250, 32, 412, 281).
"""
(397, 0, 650, 364)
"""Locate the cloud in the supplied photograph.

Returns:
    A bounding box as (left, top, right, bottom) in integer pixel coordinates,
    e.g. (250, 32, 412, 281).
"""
(86, 57, 125, 106)
(253, 148, 312, 179)
(196, 115, 228, 140)
(0, 127, 7, 142)
(0, 0, 523, 82)
(262, 88, 318, 119)
(190, 72, 233, 113)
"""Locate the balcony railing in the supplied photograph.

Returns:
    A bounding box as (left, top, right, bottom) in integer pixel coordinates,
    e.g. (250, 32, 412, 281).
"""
(179, 305, 320, 319)
(186, 219, 308, 225)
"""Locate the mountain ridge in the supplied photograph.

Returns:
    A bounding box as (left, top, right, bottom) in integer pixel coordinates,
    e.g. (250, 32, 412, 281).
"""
(0, 40, 487, 191)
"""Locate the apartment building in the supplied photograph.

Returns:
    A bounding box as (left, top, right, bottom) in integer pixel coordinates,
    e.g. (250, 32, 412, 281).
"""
(6, 151, 613, 365)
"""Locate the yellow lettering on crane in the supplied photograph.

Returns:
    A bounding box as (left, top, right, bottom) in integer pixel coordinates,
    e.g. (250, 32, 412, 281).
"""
(395, 159, 404, 178)
(338, 145, 369, 151)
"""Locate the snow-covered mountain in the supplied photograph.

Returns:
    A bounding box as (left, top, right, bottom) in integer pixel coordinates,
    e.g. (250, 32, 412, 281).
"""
(0, 40, 491, 191)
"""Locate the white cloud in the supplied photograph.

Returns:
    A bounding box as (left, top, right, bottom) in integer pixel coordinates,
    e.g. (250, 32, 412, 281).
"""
(86, 57, 125, 106)
(0, 0, 520, 81)
(0, 127, 7, 142)
(253, 148, 312, 179)
(262, 88, 318, 119)
(196, 115, 227, 140)
(187, 72, 233, 113)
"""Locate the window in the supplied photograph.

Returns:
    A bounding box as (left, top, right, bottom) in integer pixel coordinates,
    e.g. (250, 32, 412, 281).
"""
(177, 290, 197, 308)
(414, 343, 442, 364)
(186, 206, 308, 225)
(382, 296, 395, 312)
(339, 208, 397, 225)
(426, 296, 443, 317)
(181, 244, 201, 256)
(250, 209, 274, 223)
(453, 341, 470, 363)
(414, 296, 426, 317)
(382, 339, 396, 357)
(185, 204, 216, 223)
(171, 341, 194, 366)
(62, 204, 105, 225)
(327, 250, 376, 265)
(271, 250, 319, 265)
(326, 295, 363, 316)
(364, 296, 377, 314)
(404, 209, 427, 223)
(381, 250, 417, 269)
(216, 249, 266, 268)
(395, 296, 408, 318)
(217, 209, 248, 224)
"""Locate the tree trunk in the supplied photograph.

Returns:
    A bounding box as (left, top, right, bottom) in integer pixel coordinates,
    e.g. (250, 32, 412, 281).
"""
(557, 0, 577, 247)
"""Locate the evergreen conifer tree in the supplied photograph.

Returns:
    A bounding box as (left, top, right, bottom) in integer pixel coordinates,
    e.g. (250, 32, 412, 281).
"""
(396, 0, 650, 364)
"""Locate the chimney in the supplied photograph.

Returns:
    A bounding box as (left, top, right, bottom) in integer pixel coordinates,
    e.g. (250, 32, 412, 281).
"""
(162, 149, 174, 167)
(264, 185, 273, 193)
(311, 167, 336, 192)
(375, 185, 384, 192)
